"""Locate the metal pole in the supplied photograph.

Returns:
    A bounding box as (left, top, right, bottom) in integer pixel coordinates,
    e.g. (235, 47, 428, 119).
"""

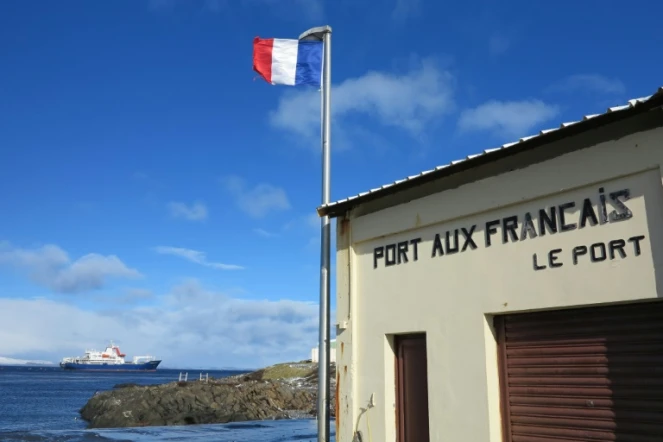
(299, 24, 332, 442)
(318, 28, 332, 442)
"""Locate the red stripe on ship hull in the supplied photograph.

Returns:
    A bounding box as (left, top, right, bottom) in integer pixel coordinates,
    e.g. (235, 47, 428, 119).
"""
(253, 37, 274, 84)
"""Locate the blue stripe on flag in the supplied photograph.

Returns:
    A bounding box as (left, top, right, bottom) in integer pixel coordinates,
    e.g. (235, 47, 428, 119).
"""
(295, 41, 323, 87)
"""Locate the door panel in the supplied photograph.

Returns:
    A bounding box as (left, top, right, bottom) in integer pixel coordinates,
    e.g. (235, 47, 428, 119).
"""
(396, 333, 430, 442)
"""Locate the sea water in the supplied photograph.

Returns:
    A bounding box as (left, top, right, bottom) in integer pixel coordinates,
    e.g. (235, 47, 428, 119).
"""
(0, 366, 335, 442)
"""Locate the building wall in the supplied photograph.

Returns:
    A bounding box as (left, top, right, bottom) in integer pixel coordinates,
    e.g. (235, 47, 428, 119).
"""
(334, 125, 663, 442)
(311, 341, 337, 363)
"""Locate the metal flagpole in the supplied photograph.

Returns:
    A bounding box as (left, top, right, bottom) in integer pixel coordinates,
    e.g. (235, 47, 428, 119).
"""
(299, 25, 332, 442)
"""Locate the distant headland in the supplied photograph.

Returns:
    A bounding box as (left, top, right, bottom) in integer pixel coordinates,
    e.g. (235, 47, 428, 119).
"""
(0, 356, 55, 366)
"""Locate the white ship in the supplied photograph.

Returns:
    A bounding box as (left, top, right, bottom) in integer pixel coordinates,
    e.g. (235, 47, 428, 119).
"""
(59, 341, 161, 371)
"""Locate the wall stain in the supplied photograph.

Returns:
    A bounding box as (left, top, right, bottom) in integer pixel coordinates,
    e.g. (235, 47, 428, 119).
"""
(340, 218, 349, 236)
(335, 372, 341, 435)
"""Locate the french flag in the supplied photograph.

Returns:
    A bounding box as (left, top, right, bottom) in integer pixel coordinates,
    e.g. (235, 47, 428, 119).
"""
(253, 37, 323, 87)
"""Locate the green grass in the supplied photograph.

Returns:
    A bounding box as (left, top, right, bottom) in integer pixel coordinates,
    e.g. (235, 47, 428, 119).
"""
(260, 362, 316, 380)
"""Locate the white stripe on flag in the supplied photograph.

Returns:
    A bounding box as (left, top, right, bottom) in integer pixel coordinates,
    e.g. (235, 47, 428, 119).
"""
(271, 39, 298, 86)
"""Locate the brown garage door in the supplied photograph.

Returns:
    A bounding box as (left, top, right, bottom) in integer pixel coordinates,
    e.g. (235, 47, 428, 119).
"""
(495, 301, 663, 442)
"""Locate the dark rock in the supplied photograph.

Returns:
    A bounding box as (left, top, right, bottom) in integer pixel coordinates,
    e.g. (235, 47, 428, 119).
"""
(240, 369, 264, 382)
(80, 362, 337, 429)
(113, 383, 140, 389)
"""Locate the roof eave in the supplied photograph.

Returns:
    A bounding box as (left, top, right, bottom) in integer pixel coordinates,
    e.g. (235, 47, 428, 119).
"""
(317, 88, 663, 219)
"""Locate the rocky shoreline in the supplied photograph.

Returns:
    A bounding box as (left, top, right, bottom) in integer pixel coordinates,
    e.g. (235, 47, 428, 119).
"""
(79, 361, 336, 429)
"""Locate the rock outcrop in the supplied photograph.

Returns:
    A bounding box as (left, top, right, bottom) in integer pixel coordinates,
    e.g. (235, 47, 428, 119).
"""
(79, 361, 337, 429)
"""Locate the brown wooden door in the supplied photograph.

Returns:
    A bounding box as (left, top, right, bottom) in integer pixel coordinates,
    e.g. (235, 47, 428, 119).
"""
(396, 333, 430, 442)
(495, 301, 663, 442)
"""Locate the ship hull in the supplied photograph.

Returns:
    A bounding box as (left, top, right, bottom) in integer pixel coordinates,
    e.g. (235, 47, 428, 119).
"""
(59, 360, 161, 371)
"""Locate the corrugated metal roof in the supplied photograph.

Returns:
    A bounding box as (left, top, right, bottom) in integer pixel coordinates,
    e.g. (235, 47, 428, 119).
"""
(318, 86, 663, 218)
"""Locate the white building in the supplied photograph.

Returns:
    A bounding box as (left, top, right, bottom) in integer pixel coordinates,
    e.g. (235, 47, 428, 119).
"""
(311, 339, 336, 363)
(319, 86, 663, 441)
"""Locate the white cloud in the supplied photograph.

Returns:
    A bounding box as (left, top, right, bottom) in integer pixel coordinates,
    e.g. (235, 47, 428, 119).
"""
(149, 0, 221, 12)
(488, 34, 510, 56)
(241, 0, 323, 21)
(126, 288, 154, 298)
(204, 0, 225, 12)
(392, 0, 421, 21)
(0, 280, 331, 368)
(254, 228, 278, 238)
(269, 57, 455, 149)
(132, 171, 149, 181)
(223, 176, 290, 218)
(147, 0, 178, 10)
(306, 236, 319, 250)
(283, 213, 321, 232)
(123, 288, 155, 302)
(88, 288, 155, 306)
(154, 246, 244, 270)
(458, 99, 560, 138)
(306, 213, 320, 229)
(0, 243, 141, 294)
(297, 0, 324, 21)
(167, 201, 208, 221)
(547, 74, 626, 95)
(150, 0, 321, 19)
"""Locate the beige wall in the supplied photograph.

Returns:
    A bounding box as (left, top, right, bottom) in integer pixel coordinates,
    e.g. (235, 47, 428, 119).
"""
(334, 126, 663, 442)
(311, 343, 337, 363)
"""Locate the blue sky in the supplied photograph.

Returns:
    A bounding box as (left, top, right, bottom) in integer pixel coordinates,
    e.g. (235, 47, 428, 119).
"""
(0, 0, 661, 369)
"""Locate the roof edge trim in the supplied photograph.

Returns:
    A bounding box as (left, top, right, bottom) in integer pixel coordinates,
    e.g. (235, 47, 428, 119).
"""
(317, 86, 663, 219)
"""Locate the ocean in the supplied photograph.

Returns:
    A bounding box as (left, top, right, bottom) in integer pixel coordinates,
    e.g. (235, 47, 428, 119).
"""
(0, 366, 336, 442)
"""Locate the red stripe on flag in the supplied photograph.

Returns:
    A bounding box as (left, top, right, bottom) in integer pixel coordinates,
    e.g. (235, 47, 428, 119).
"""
(253, 37, 274, 84)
